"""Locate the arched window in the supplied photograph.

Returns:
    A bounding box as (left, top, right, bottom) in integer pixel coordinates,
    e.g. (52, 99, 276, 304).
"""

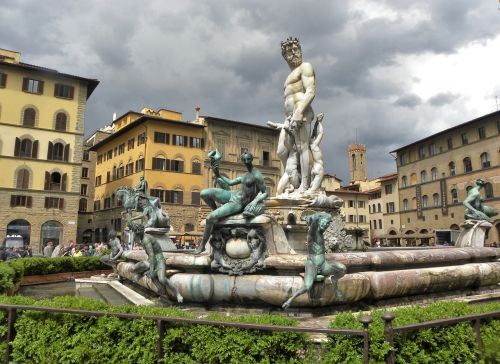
(79, 198, 87, 212)
(48, 142, 68, 161)
(403, 199, 409, 211)
(7, 219, 31, 245)
(45, 171, 67, 191)
(55, 112, 67, 131)
(191, 160, 202, 175)
(401, 176, 408, 187)
(377, 203, 381, 213)
(16, 168, 30, 189)
(463, 157, 472, 173)
(451, 189, 458, 203)
(431, 167, 438, 181)
(420, 170, 427, 183)
(422, 195, 429, 208)
(480, 152, 490, 169)
(485, 182, 494, 199)
(352, 154, 357, 170)
(23, 108, 36, 127)
(41, 220, 63, 246)
(449, 161, 456, 176)
(20, 138, 33, 157)
(433, 193, 440, 207)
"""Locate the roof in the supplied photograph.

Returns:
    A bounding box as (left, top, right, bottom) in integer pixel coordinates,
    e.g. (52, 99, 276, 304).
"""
(202, 115, 280, 133)
(89, 114, 205, 151)
(0, 60, 99, 98)
(375, 172, 398, 182)
(363, 186, 382, 194)
(390, 110, 500, 153)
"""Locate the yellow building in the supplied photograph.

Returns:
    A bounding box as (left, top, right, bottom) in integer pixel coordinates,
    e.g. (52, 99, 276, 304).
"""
(90, 108, 206, 242)
(0, 49, 98, 252)
(392, 110, 500, 245)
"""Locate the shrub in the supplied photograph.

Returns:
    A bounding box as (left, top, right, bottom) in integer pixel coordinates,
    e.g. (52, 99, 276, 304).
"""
(324, 301, 500, 364)
(0, 257, 108, 294)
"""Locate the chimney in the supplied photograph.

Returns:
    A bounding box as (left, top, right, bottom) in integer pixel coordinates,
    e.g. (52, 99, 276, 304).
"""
(195, 106, 200, 120)
(113, 112, 117, 121)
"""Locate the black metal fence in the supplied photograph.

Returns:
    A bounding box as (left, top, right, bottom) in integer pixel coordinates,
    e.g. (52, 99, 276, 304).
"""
(0, 303, 498, 364)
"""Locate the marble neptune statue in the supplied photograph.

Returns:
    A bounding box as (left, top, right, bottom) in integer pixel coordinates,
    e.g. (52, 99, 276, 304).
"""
(268, 37, 325, 196)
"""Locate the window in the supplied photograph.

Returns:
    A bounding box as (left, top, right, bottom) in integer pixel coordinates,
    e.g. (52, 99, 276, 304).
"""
(451, 189, 458, 204)
(240, 146, 249, 155)
(118, 165, 124, 179)
(45, 172, 66, 191)
(114, 147, 117, 157)
(126, 162, 134, 175)
(433, 193, 440, 207)
(431, 167, 438, 181)
(359, 215, 366, 223)
(447, 137, 453, 150)
(16, 169, 30, 189)
(420, 170, 427, 183)
(403, 199, 409, 211)
(23, 108, 36, 127)
(190, 137, 204, 148)
(262, 150, 270, 167)
(428, 143, 436, 156)
(173, 135, 188, 146)
(81, 184, 87, 196)
(106, 150, 113, 160)
(399, 152, 408, 165)
(118, 143, 125, 155)
(22, 78, 44, 94)
(135, 158, 145, 172)
(185, 223, 195, 232)
(95, 175, 101, 186)
(478, 126, 486, 140)
(348, 200, 354, 208)
(97, 155, 103, 164)
(461, 133, 468, 145)
(82, 150, 90, 161)
(386, 202, 395, 213)
(150, 189, 184, 204)
(94, 200, 101, 211)
(47, 142, 69, 161)
(171, 159, 184, 172)
(104, 197, 111, 209)
(127, 138, 135, 150)
(0, 73, 6, 88)
(378, 219, 382, 229)
(401, 176, 408, 188)
(54, 113, 67, 131)
(192, 161, 201, 175)
(54, 84, 74, 99)
(138, 132, 146, 145)
(480, 153, 490, 168)
(112, 166, 117, 180)
(106, 171, 111, 183)
(16, 138, 37, 158)
(154, 132, 169, 144)
(79, 167, 88, 179)
(348, 215, 356, 223)
(191, 191, 201, 205)
(418, 145, 425, 159)
(377, 203, 381, 212)
(463, 157, 472, 173)
(372, 220, 377, 229)
(358, 201, 365, 208)
(385, 184, 392, 194)
(44, 197, 64, 209)
(152, 157, 169, 171)
(10, 195, 32, 208)
(79, 198, 87, 212)
(485, 183, 494, 199)
(449, 161, 456, 176)
(422, 195, 429, 208)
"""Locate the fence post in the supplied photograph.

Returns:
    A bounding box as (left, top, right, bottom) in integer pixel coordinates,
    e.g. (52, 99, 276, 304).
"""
(471, 318, 483, 360)
(382, 312, 395, 364)
(4, 308, 17, 364)
(157, 319, 166, 363)
(359, 316, 372, 364)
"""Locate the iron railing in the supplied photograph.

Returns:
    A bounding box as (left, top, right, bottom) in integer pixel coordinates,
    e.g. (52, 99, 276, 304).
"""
(0, 303, 372, 364)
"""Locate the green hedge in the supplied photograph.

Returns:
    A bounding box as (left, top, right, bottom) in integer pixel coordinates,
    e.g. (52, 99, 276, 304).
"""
(322, 300, 500, 364)
(0, 257, 108, 294)
(0, 295, 308, 364)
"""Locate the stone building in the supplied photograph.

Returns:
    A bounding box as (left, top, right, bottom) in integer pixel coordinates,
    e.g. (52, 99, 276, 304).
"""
(392, 110, 500, 245)
(76, 130, 111, 243)
(0, 48, 98, 253)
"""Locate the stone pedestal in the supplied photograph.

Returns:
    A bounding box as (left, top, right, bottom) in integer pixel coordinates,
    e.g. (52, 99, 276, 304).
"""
(455, 220, 492, 248)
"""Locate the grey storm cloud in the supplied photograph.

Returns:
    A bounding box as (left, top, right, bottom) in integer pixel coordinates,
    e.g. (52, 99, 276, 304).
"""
(394, 94, 422, 108)
(1, 0, 499, 183)
(428, 92, 460, 107)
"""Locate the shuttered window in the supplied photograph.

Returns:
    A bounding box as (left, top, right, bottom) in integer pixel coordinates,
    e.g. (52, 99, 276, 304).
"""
(54, 84, 74, 99)
(22, 78, 44, 94)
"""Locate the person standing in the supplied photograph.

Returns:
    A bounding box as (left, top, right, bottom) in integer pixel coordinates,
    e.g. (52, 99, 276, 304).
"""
(43, 241, 54, 258)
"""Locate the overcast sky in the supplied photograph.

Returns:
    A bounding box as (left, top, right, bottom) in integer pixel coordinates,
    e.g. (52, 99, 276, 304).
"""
(2, 0, 500, 183)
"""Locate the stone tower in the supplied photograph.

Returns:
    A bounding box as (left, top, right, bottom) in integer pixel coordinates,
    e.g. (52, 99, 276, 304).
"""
(348, 144, 367, 182)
